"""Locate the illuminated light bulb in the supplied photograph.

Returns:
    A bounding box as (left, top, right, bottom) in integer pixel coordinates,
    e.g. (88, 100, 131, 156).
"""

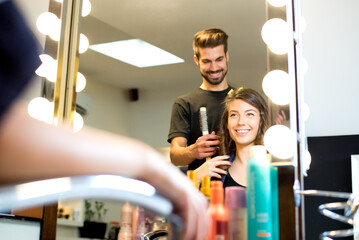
(262, 70, 291, 105)
(36, 12, 61, 41)
(79, 34, 89, 54)
(301, 57, 308, 75)
(264, 125, 295, 159)
(302, 102, 310, 121)
(73, 112, 84, 132)
(267, 0, 287, 7)
(35, 54, 58, 82)
(300, 16, 307, 33)
(76, 72, 87, 92)
(82, 0, 92, 17)
(54, 0, 91, 17)
(303, 149, 312, 172)
(261, 18, 292, 55)
(28, 97, 54, 124)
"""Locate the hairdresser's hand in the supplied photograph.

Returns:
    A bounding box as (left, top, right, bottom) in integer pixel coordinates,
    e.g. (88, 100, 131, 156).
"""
(275, 106, 287, 125)
(192, 131, 220, 160)
(194, 155, 231, 185)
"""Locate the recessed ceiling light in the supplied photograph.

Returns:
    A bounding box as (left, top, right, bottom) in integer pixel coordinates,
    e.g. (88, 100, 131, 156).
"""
(89, 39, 184, 68)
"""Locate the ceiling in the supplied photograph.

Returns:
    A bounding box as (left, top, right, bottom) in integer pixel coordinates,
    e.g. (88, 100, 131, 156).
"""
(78, 0, 268, 91)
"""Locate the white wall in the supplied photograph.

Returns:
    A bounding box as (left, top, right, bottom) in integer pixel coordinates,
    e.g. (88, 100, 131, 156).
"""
(302, 0, 359, 137)
(82, 80, 190, 149)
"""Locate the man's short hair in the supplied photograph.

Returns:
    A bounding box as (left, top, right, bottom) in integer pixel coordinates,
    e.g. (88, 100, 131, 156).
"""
(193, 28, 229, 59)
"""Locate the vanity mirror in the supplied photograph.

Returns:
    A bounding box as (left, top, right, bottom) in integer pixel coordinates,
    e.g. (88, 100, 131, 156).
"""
(77, 0, 270, 149)
(13, 0, 310, 239)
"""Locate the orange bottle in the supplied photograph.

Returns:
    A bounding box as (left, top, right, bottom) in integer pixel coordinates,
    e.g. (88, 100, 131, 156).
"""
(207, 181, 229, 240)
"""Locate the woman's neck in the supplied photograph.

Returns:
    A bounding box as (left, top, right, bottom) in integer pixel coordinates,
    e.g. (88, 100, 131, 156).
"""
(235, 144, 253, 164)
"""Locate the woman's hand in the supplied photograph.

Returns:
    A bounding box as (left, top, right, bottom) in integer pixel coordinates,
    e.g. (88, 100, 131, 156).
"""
(194, 155, 231, 185)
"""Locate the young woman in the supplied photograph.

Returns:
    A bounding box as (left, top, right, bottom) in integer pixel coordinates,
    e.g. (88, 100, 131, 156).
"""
(195, 87, 269, 188)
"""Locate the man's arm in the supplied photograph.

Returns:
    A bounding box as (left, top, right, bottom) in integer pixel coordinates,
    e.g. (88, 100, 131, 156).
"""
(170, 133, 220, 166)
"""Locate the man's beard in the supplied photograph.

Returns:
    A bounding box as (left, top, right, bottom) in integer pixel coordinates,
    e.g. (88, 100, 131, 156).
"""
(201, 68, 228, 85)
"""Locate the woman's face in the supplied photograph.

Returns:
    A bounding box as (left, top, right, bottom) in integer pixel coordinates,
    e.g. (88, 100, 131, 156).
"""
(227, 99, 261, 148)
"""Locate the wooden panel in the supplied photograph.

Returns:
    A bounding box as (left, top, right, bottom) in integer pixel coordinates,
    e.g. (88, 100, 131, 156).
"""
(12, 205, 44, 219)
(278, 166, 296, 240)
(42, 203, 58, 240)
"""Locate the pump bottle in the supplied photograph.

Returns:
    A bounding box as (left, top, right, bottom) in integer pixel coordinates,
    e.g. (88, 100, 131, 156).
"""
(247, 145, 272, 239)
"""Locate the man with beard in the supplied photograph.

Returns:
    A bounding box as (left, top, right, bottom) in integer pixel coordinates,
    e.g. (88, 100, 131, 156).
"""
(168, 28, 234, 185)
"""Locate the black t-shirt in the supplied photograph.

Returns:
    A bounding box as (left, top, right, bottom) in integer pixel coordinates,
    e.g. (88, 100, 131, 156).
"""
(168, 86, 233, 170)
(0, 0, 40, 122)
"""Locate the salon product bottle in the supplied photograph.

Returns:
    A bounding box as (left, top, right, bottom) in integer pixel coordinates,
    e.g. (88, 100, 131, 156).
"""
(187, 170, 199, 189)
(225, 186, 247, 240)
(207, 180, 228, 240)
(118, 201, 133, 240)
(200, 176, 211, 201)
(134, 206, 147, 240)
(247, 145, 272, 239)
(270, 165, 279, 240)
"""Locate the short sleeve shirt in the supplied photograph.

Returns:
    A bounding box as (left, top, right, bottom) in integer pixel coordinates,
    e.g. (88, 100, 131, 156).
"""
(168, 86, 233, 170)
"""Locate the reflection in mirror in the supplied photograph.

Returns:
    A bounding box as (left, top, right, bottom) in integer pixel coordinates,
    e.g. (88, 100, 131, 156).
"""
(12, 0, 299, 239)
(77, 0, 272, 149)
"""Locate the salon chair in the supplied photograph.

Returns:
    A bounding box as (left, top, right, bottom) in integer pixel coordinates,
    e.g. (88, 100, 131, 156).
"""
(298, 189, 359, 239)
(0, 175, 182, 240)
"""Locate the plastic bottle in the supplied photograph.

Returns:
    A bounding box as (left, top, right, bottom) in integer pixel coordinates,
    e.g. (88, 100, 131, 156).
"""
(247, 145, 272, 239)
(118, 201, 133, 240)
(200, 176, 211, 201)
(134, 206, 147, 240)
(270, 165, 279, 240)
(187, 170, 199, 189)
(225, 186, 247, 240)
(207, 180, 229, 240)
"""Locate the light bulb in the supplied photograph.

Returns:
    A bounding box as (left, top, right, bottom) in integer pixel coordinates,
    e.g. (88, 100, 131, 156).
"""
(28, 97, 54, 124)
(76, 72, 87, 92)
(262, 70, 291, 105)
(54, 0, 91, 17)
(36, 12, 61, 41)
(82, 0, 92, 17)
(303, 149, 312, 172)
(301, 57, 308, 75)
(261, 18, 292, 55)
(267, 0, 288, 7)
(300, 16, 307, 33)
(35, 54, 58, 82)
(264, 125, 295, 159)
(302, 102, 310, 121)
(73, 112, 84, 132)
(79, 34, 89, 54)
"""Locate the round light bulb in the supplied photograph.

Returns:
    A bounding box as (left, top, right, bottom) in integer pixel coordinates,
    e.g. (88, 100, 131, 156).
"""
(28, 97, 54, 124)
(36, 12, 61, 41)
(261, 18, 292, 55)
(76, 72, 87, 92)
(267, 0, 288, 7)
(262, 70, 291, 105)
(73, 112, 84, 132)
(301, 57, 308, 76)
(79, 34, 89, 54)
(300, 16, 307, 33)
(301, 102, 310, 121)
(264, 125, 295, 159)
(82, 0, 92, 17)
(303, 149, 312, 172)
(35, 54, 58, 82)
